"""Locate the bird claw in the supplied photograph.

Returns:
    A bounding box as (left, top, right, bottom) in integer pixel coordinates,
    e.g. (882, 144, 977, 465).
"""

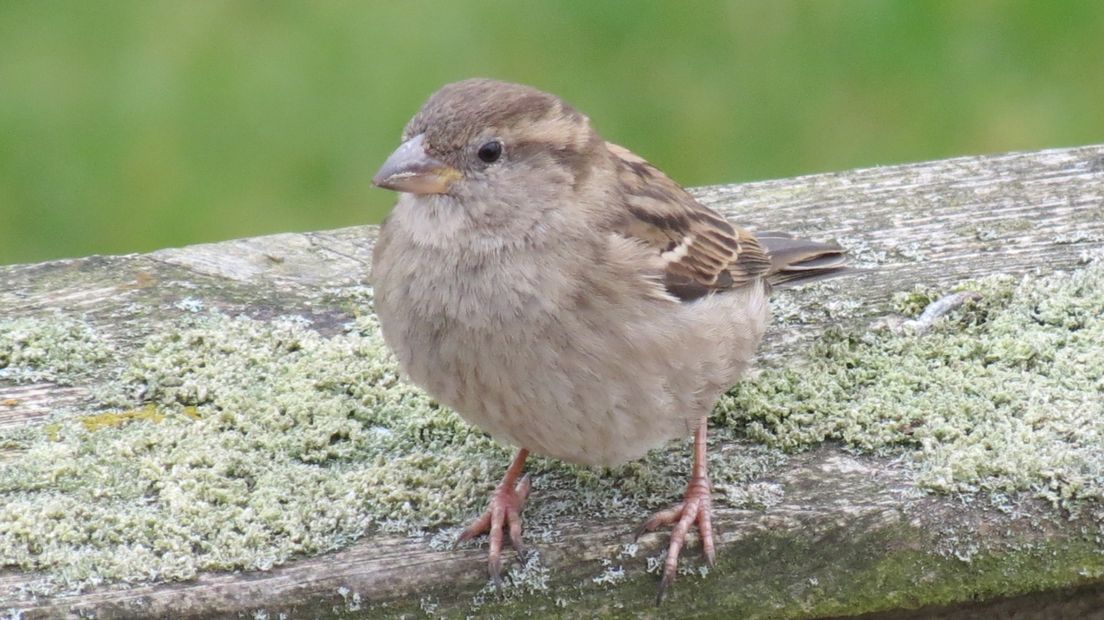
(636, 474, 714, 604)
(455, 471, 532, 586)
(656, 569, 676, 606)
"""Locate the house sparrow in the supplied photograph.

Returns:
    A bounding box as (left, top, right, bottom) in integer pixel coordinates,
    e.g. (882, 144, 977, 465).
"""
(371, 78, 845, 602)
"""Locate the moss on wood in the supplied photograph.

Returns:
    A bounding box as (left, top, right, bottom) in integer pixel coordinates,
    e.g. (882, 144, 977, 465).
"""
(1, 263, 1101, 603)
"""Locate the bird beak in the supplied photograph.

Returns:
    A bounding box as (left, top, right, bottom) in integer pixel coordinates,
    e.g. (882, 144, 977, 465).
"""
(372, 134, 462, 195)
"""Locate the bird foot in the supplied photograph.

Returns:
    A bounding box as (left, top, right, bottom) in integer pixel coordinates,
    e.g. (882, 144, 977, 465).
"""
(635, 474, 714, 604)
(455, 473, 532, 587)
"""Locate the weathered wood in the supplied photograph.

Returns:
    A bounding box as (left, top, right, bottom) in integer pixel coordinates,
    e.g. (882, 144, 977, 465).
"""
(2, 145, 1104, 618)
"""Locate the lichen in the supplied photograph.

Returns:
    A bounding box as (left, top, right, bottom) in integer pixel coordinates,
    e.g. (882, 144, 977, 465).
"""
(0, 309, 780, 593)
(720, 263, 1104, 511)
(0, 315, 115, 384)
(78, 404, 167, 431)
(0, 312, 488, 589)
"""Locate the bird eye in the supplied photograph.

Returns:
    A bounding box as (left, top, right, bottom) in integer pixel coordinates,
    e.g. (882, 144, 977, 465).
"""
(477, 140, 503, 163)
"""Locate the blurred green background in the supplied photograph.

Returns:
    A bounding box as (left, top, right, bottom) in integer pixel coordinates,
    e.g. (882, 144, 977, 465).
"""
(2, 1, 1103, 265)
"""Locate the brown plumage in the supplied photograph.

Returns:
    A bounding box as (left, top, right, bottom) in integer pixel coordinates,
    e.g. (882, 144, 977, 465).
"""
(605, 142, 845, 300)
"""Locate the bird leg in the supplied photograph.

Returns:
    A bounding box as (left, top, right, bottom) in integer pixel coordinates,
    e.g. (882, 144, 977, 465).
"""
(455, 448, 531, 586)
(636, 417, 714, 604)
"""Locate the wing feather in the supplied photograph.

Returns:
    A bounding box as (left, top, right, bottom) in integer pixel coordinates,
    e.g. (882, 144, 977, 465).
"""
(604, 142, 771, 300)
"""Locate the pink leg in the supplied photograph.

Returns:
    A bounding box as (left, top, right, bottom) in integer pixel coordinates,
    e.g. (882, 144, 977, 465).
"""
(455, 448, 531, 586)
(636, 417, 714, 603)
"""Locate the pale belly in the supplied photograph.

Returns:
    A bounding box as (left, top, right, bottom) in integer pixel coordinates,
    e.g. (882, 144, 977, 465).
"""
(377, 283, 769, 466)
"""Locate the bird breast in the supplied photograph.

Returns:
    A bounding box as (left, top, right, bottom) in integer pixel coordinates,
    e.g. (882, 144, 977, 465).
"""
(372, 205, 770, 466)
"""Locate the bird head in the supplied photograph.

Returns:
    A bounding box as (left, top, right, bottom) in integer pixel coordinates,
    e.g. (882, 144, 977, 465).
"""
(373, 79, 605, 210)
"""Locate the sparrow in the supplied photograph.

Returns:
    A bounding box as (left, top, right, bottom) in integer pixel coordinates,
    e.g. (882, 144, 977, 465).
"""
(370, 78, 845, 602)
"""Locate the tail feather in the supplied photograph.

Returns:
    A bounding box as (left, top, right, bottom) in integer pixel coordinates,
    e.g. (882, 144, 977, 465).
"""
(755, 231, 850, 289)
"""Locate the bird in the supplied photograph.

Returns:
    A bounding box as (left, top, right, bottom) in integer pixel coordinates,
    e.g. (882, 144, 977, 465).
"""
(370, 78, 846, 602)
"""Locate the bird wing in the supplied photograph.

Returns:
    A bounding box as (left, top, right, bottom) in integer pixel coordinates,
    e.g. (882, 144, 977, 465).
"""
(604, 142, 772, 301)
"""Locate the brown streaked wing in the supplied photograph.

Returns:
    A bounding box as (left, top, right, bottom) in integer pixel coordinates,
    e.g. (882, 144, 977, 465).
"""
(604, 142, 771, 301)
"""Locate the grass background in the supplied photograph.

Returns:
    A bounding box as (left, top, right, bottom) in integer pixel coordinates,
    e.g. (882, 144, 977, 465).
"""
(1, 1, 1102, 265)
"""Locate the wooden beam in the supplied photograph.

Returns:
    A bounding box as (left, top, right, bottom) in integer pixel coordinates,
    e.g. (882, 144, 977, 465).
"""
(2, 145, 1103, 618)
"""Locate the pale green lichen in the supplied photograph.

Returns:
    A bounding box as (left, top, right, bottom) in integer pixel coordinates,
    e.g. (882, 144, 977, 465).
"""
(720, 263, 1104, 510)
(0, 315, 115, 384)
(0, 310, 778, 592)
(0, 313, 499, 588)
